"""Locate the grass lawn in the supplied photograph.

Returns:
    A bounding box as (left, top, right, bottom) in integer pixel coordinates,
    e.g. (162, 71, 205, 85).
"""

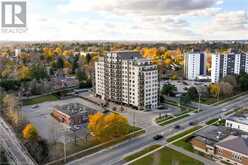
(46, 127, 145, 165)
(167, 126, 202, 143)
(198, 97, 218, 105)
(159, 114, 190, 126)
(124, 145, 161, 162)
(206, 118, 225, 126)
(23, 95, 59, 105)
(155, 116, 173, 124)
(197, 91, 248, 105)
(130, 146, 203, 165)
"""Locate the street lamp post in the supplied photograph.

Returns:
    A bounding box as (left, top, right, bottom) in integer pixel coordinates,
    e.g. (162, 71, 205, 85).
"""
(63, 130, 67, 163)
(133, 111, 136, 128)
(198, 93, 201, 112)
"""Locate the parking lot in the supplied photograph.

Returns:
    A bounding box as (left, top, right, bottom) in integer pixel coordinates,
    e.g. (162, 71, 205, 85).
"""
(160, 80, 211, 94)
(22, 98, 101, 144)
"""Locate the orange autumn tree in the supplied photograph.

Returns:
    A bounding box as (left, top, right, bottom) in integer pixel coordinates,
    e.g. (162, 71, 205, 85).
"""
(88, 112, 129, 142)
(22, 123, 38, 140)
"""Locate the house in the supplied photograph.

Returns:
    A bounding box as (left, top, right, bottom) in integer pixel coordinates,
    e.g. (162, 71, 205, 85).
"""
(215, 136, 248, 165)
(51, 103, 96, 126)
(191, 126, 248, 164)
(226, 116, 248, 133)
(191, 126, 230, 155)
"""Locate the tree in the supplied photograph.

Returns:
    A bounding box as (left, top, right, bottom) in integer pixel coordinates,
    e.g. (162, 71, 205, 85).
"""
(23, 123, 38, 140)
(85, 54, 92, 64)
(209, 83, 220, 98)
(187, 87, 199, 100)
(56, 56, 64, 69)
(180, 93, 191, 105)
(88, 112, 129, 142)
(238, 72, 248, 91)
(220, 82, 233, 97)
(54, 47, 62, 55)
(63, 50, 72, 57)
(17, 65, 31, 81)
(171, 75, 177, 80)
(3, 95, 21, 126)
(30, 64, 48, 80)
(161, 84, 177, 96)
(223, 75, 238, 88)
(76, 69, 88, 81)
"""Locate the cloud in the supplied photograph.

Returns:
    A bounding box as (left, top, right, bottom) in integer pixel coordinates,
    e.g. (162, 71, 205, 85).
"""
(201, 10, 248, 40)
(205, 11, 248, 32)
(58, 0, 223, 16)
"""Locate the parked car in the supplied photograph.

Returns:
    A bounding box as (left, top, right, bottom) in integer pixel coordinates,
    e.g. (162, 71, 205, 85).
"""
(153, 134, 164, 140)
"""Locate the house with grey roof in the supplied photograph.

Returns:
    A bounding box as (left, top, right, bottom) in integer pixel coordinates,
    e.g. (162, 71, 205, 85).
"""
(215, 135, 248, 165)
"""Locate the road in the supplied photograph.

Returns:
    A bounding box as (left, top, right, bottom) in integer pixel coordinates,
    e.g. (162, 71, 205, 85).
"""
(0, 117, 36, 165)
(68, 94, 248, 165)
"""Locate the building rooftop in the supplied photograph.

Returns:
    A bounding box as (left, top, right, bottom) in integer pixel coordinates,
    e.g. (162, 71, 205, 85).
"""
(54, 103, 96, 116)
(108, 51, 141, 60)
(194, 126, 232, 143)
(227, 116, 248, 125)
(216, 135, 248, 155)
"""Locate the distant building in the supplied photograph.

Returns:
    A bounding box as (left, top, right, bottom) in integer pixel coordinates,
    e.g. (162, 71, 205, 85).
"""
(95, 51, 159, 110)
(15, 48, 21, 57)
(211, 51, 248, 83)
(226, 116, 248, 133)
(52, 103, 96, 126)
(184, 52, 207, 80)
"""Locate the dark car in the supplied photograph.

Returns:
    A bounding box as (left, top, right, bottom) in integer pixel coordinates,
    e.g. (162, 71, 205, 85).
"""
(174, 125, 181, 129)
(189, 121, 198, 126)
(153, 134, 164, 140)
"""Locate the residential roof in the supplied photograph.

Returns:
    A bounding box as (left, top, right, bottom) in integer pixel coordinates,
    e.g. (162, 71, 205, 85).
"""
(227, 116, 248, 125)
(216, 135, 248, 155)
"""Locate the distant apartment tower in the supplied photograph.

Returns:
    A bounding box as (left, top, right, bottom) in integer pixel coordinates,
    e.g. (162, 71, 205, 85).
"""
(211, 51, 248, 83)
(184, 52, 207, 80)
(95, 51, 159, 110)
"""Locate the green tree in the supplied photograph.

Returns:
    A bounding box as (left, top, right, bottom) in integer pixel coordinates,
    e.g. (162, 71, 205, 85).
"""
(161, 84, 177, 96)
(238, 72, 248, 91)
(76, 69, 88, 81)
(31, 64, 48, 80)
(187, 87, 199, 99)
(180, 94, 191, 105)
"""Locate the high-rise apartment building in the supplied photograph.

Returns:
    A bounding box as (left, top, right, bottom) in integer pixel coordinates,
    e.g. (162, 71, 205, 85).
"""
(184, 52, 207, 80)
(95, 51, 158, 110)
(211, 51, 248, 83)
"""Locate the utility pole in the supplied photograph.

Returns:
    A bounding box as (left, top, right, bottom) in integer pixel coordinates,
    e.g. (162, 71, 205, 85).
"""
(198, 93, 201, 112)
(63, 130, 67, 163)
(133, 111, 136, 128)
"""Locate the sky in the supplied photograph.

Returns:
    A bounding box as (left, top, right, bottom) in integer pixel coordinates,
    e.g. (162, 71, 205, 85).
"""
(1, 0, 248, 41)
